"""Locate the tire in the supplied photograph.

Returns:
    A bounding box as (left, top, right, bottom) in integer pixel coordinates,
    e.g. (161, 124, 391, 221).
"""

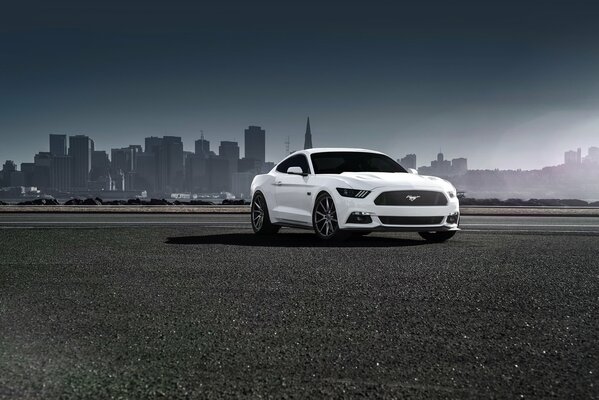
(251, 192, 280, 235)
(418, 231, 456, 243)
(312, 192, 350, 241)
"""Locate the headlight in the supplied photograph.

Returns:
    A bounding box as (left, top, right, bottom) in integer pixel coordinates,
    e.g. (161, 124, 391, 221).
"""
(336, 188, 371, 198)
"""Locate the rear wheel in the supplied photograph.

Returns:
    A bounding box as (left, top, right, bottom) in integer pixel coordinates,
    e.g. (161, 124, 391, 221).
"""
(313, 193, 350, 241)
(251, 193, 280, 235)
(419, 231, 456, 243)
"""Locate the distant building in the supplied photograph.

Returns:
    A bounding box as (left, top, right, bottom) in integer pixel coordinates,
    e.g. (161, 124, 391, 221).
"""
(399, 154, 417, 170)
(418, 152, 467, 177)
(219, 141, 240, 160)
(135, 152, 156, 192)
(261, 161, 275, 174)
(304, 117, 313, 149)
(50, 156, 72, 191)
(49, 134, 67, 156)
(586, 146, 599, 163)
(148, 136, 184, 193)
(451, 158, 468, 175)
(20, 163, 35, 186)
(195, 134, 211, 157)
(185, 154, 209, 193)
(111, 145, 142, 175)
(432, 152, 451, 170)
(91, 150, 110, 182)
(113, 169, 125, 191)
(1, 160, 24, 187)
(244, 126, 265, 164)
(69, 135, 94, 189)
(219, 141, 240, 178)
(33, 152, 53, 189)
(111, 147, 133, 174)
(207, 157, 231, 192)
(239, 157, 262, 173)
(564, 149, 581, 165)
(232, 171, 255, 199)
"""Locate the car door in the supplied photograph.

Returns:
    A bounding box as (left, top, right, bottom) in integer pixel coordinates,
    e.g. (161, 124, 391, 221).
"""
(272, 155, 314, 225)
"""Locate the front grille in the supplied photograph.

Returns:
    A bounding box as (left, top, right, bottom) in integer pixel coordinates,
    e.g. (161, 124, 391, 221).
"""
(379, 216, 444, 225)
(374, 190, 447, 206)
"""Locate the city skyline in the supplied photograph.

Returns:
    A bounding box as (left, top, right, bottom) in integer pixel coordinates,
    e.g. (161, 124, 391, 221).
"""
(2, 1, 599, 171)
(1, 121, 597, 172)
(2, 127, 599, 200)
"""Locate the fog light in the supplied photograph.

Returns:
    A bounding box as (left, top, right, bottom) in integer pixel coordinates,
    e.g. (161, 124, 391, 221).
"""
(446, 212, 459, 224)
(347, 212, 373, 224)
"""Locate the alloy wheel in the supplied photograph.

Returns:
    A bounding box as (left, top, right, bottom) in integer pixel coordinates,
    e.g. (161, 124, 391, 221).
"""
(314, 194, 338, 237)
(252, 195, 265, 231)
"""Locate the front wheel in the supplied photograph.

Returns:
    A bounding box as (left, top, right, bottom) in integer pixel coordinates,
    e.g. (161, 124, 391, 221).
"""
(418, 231, 456, 243)
(312, 193, 350, 241)
(251, 193, 280, 235)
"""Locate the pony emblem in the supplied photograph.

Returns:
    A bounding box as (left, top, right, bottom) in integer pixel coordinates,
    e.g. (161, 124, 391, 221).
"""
(406, 195, 421, 202)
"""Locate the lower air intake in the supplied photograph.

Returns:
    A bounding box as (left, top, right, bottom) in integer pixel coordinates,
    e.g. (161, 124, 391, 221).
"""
(379, 216, 444, 225)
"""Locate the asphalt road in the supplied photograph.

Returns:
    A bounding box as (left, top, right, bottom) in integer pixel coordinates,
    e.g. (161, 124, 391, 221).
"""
(1, 214, 598, 399)
(1, 213, 599, 234)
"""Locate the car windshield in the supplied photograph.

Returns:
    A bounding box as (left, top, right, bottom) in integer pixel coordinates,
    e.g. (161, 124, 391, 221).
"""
(310, 152, 407, 174)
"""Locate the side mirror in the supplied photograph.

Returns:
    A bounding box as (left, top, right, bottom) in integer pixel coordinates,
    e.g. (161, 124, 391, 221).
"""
(287, 166, 306, 176)
(408, 168, 418, 174)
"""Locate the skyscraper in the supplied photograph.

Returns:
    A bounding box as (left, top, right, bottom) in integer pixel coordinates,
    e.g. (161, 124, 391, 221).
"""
(68, 135, 94, 189)
(195, 132, 210, 157)
(207, 157, 231, 192)
(451, 158, 468, 175)
(165, 136, 184, 192)
(33, 152, 52, 189)
(244, 126, 265, 164)
(304, 117, 313, 149)
(135, 152, 156, 192)
(49, 134, 67, 156)
(219, 141, 240, 160)
(152, 136, 184, 193)
(185, 154, 208, 193)
(111, 147, 135, 173)
(145, 137, 163, 154)
(50, 156, 72, 191)
(399, 154, 417, 169)
(564, 150, 579, 165)
(91, 150, 110, 181)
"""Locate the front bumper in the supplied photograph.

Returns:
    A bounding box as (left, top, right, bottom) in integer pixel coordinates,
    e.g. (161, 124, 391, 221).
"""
(334, 188, 460, 232)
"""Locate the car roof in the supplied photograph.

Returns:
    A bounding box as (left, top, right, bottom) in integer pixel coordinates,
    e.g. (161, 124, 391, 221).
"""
(292, 148, 385, 156)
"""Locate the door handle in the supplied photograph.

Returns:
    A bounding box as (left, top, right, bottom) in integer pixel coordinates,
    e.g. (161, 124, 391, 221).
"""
(275, 181, 283, 186)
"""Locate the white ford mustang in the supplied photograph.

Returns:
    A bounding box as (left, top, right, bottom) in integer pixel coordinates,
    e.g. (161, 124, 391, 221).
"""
(250, 148, 460, 242)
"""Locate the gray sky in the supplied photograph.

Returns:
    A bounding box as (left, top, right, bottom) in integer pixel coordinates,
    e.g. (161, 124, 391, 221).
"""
(1, 0, 599, 170)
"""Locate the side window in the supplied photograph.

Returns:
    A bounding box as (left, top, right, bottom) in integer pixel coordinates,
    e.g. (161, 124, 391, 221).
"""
(275, 155, 311, 174)
(276, 157, 294, 173)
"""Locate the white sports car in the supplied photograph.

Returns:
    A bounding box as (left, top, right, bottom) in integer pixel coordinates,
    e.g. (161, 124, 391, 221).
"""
(250, 148, 460, 242)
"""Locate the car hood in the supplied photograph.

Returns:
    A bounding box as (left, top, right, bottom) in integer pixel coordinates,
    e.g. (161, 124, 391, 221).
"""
(333, 172, 455, 191)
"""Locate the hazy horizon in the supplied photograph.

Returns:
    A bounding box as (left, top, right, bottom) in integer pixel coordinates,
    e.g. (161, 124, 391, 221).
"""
(2, 0, 599, 170)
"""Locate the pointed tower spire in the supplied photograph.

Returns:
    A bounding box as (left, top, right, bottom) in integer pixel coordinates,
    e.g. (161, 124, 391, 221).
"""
(304, 117, 313, 149)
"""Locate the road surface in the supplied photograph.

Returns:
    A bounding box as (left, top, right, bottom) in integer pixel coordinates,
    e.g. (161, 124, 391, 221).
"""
(0, 213, 597, 398)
